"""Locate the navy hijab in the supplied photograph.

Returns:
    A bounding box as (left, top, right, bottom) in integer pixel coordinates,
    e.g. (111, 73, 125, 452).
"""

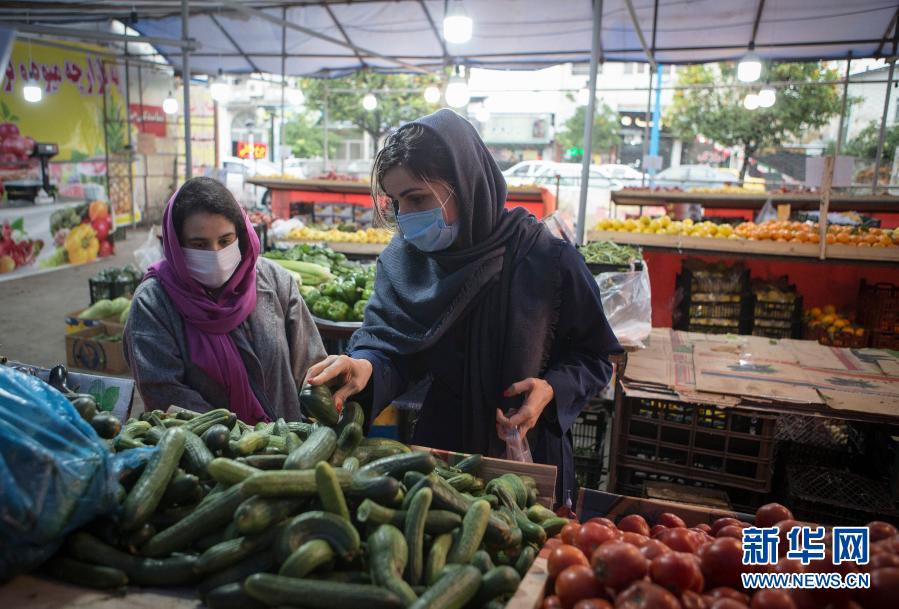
(349, 109, 563, 456)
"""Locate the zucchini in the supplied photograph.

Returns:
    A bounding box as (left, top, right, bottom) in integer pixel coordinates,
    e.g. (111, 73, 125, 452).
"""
(239, 454, 288, 470)
(120, 426, 187, 531)
(473, 566, 522, 606)
(454, 453, 482, 474)
(276, 510, 361, 563)
(284, 425, 337, 470)
(514, 545, 537, 577)
(197, 551, 276, 598)
(541, 517, 570, 537)
(205, 583, 266, 609)
(208, 458, 260, 486)
(44, 555, 128, 589)
(203, 424, 231, 453)
(527, 504, 557, 523)
(425, 532, 454, 586)
(244, 573, 404, 609)
(90, 412, 121, 439)
(472, 550, 495, 574)
(329, 422, 364, 466)
(243, 468, 350, 497)
(235, 496, 304, 535)
(404, 487, 432, 586)
(447, 500, 491, 564)
(315, 461, 351, 522)
(67, 532, 198, 586)
(368, 525, 418, 607)
(299, 384, 339, 426)
(408, 564, 481, 609)
(142, 481, 248, 557)
(341, 456, 360, 473)
(279, 538, 335, 578)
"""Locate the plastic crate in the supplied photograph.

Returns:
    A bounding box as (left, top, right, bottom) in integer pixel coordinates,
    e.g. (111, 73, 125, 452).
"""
(775, 414, 862, 451)
(871, 332, 899, 350)
(88, 275, 141, 304)
(674, 263, 752, 335)
(786, 464, 899, 525)
(803, 326, 870, 348)
(585, 260, 644, 275)
(858, 280, 899, 333)
(572, 410, 606, 490)
(615, 394, 776, 492)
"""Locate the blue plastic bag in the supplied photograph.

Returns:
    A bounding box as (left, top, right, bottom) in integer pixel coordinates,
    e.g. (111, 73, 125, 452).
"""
(0, 366, 152, 578)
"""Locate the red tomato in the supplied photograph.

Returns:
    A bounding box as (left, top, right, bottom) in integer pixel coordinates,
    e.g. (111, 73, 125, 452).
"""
(543, 594, 564, 609)
(618, 514, 651, 537)
(716, 525, 744, 539)
(575, 523, 618, 557)
(657, 527, 700, 553)
(706, 588, 750, 604)
(572, 599, 612, 609)
(755, 504, 794, 529)
(591, 541, 648, 591)
(555, 565, 604, 609)
(587, 517, 617, 529)
(695, 523, 713, 534)
(750, 589, 796, 609)
(92, 216, 111, 241)
(699, 537, 744, 589)
(711, 518, 742, 536)
(657, 513, 687, 528)
(545, 537, 564, 552)
(650, 524, 668, 538)
(868, 521, 899, 542)
(681, 590, 708, 609)
(709, 600, 748, 609)
(561, 522, 582, 546)
(650, 552, 704, 595)
(621, 532, 650, 548)
(615, 581, 681, 609)
(548, 544, 590, 579)
(641, 539, 673, 561)
(98, 239, 114, 258)
(0, 122, 18, 139)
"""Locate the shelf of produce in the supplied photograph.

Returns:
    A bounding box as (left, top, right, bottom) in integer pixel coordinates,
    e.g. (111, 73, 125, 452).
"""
(586, 230, 899, 264)
(611, 189, 899, 212)
(273, 239, 387, 256)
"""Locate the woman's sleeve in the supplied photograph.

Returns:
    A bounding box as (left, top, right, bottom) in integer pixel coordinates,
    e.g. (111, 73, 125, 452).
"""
(347, 348, 412, 423)
(285, 277, 328, 387)
(543, 245, 622, 433)
(123, 287, 213, 413)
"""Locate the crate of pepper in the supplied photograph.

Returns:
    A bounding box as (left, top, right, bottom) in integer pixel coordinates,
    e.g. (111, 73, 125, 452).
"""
(303, 264, 375, 323)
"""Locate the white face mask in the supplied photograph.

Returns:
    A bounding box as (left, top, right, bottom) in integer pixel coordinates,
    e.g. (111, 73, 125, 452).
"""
(183, 239, 242, 289)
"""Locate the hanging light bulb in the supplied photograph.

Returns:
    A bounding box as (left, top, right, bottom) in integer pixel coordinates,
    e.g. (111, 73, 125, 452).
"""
(475, 106, 491, 123)
(444, 76, 470, 108)
(757, 87, 776, 108)
(743, 93, 760, 110)
(210, 80, 230, 102)
(443, 1, 473, 44)
(286, 87, 305, 106)
(362, 93, 378, 111)
(423, 85, 441, 104)
(737, 49, 762, 83)
(23, 84, 42, 103)
(163, 93, 179, 114)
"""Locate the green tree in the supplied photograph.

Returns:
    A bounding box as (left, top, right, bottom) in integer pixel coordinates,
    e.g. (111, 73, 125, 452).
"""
(282, 111, 340, 159)
(838, 120, 899, 163)
(666, 63, 843, 180)
(300, 70, 442, 156)
(557, 102, 620, 160)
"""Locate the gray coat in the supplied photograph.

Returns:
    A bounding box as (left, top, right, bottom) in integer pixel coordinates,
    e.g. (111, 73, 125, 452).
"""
(124, 258, 326, 421)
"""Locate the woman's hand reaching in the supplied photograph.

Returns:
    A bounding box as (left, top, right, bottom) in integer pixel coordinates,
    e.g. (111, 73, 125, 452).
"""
(305, 355, 373, 410)
(495, 377, 554, 436)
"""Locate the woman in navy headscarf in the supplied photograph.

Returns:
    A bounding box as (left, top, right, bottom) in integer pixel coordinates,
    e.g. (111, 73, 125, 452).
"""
(306, 109, 621, 506)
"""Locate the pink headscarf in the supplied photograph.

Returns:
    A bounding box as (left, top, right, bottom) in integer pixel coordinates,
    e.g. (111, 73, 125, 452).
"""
(145, 191, 269, 423)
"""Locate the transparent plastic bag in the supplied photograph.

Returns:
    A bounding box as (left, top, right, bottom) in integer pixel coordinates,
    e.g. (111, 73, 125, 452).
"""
(596, 263, 652, 348)
(755, 198, 777, 223)
(134, 225, 163, 272)
(0, 366, 150, 578)
(497, 408, 533, 463)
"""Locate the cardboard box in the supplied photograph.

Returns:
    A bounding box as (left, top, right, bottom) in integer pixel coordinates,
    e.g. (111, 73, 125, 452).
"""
(65, 309, 121, 335)
(65, 322, 129, 375)
(411, 445, 557, 508)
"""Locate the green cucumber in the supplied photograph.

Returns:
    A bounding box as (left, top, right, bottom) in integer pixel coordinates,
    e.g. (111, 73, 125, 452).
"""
(425, 532, 454, 586)
(67, 532, 198, 586)
(454, 453, 482, 474)
(429, 476, 513, 547)
(243, 468, 350, 497)
(329, 422, 364, 466)
(527, 504, 557, 523)
(276, 510, 361, 563)
(315, 461, 351, 522)
(514, 545, 537, 577)
(409, 564, 481, 609)
(279, 538, 335, 578)
(446, 473, 477, 493)
(336, 401, 365, 433)
(236, 429, 271, 456)
(368, 524, 418, 607)
(402, 473, 436, 510)
(244, 573, 404, 609)
(514, 509, 547, 546)
(341, 456, 360, 473)
(273, 417, 290, 438)
(356, 499, 462, 535)
(473, 566, 522, 606)
(181, 429, 214, 477)
(286, 421, 316, 439)
(284, 425, 337, 470)
(285, 431, 302, 454)
(447, 500, 491, 564)
(159, 470, 201, 508)
(205, 583, 266, 609)
(203, 424, 232, 453)
(352, 452, 436, 503)
(234, 496, 303, 535)
(195, 525, 281, 576)
(197, 551, 276, 598)
(472, 550, 495, 574)
(299, 384, 339, 426)
(265, 434, 287, 453)
(541, 517, 570, 537)
(404, 487, 432, 586)
(44, 555, 128, 589)
(208, 458, 260, 486)
(142, 481, 247, 557)
(184, 409, 231, 436)
(120, 426, 187, 531)
(239, 454, 288, 470)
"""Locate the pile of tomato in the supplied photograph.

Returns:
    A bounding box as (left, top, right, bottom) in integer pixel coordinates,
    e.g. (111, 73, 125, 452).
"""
(541, 503, 899, 609)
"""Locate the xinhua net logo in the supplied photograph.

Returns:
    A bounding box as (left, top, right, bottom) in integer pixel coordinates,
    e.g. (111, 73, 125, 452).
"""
(741, 526, 871, 590)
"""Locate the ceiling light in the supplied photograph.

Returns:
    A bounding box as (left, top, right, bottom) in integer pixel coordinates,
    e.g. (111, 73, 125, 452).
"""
(210, 81, 230, 102)
(23, 84, 42, 103)
(475, 106, 491, 123)
(737, 50, 762, 83)
(444, 76, 470, 108)
(423, 85, 441, 104)
(743, 93, 760, 110)
(362, 93, 377, 111)
(163, 94, 179, 114)
(757, 87, 776, 108)
(443, 2, 473, 44)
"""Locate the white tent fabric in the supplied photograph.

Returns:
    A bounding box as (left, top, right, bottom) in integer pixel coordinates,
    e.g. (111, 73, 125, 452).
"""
(7, 0, 891, 76)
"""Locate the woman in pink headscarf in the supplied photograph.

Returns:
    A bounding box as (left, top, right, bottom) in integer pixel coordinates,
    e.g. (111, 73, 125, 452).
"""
(124, 177, 326, 423)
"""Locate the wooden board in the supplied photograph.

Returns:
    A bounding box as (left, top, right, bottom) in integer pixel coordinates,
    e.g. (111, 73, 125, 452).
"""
(586, 230, 899, 264)
(505, 557, 549, 609)
(0, 575, 199, 609)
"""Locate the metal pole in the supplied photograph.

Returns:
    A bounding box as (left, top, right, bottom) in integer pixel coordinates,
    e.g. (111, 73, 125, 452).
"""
(872, 59, 894, 193)
(137, 62, 149, 225)
(576, 0, 603, 245)
(280, 6, 287, 175)
(323, 83, 330, 172)
(123, 37, 136, 228)
(834, 55, 851, 156)
(181, 0, 192, 179)
(640, 65, 653, 187)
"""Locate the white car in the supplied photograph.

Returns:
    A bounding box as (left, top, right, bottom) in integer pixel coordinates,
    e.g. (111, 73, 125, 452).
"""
(594, 163, 644, 186)
(531, 162, 618, 225)
(502, 160, 556, 186)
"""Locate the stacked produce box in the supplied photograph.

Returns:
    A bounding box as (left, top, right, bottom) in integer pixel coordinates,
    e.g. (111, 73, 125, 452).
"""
(674, 260, 751, 335)
(858, 280, 899, 349)
(88, 265, 143, 305)
(750, 278, 802, 339)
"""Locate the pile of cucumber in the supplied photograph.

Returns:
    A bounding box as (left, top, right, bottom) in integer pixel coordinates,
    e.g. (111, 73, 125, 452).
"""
(44, 385, 569, 609)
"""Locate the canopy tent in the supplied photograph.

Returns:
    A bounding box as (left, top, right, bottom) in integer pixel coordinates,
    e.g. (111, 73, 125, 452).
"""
(1, 1, 897, 77)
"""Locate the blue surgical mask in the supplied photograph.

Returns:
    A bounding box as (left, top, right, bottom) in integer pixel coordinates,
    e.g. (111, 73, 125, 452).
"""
(396, 193, 458, 252)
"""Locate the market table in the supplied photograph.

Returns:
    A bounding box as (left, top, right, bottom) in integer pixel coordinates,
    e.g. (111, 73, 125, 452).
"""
(0, 575, 198, 609)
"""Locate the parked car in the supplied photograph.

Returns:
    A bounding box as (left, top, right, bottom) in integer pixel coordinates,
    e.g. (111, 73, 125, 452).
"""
(502, 160, 556, 186)
(594, 163, 644, 186)
(652, 164, 739, 190)
(531, 162, 619, 224)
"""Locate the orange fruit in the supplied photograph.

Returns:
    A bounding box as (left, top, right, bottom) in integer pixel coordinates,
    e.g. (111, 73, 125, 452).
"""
(836, 233, 850, 244)
(855, 328, 866, 337)
(809, 233, 821, 244)
(826, 234, 836, 244)
(823, 305, 837, 315)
